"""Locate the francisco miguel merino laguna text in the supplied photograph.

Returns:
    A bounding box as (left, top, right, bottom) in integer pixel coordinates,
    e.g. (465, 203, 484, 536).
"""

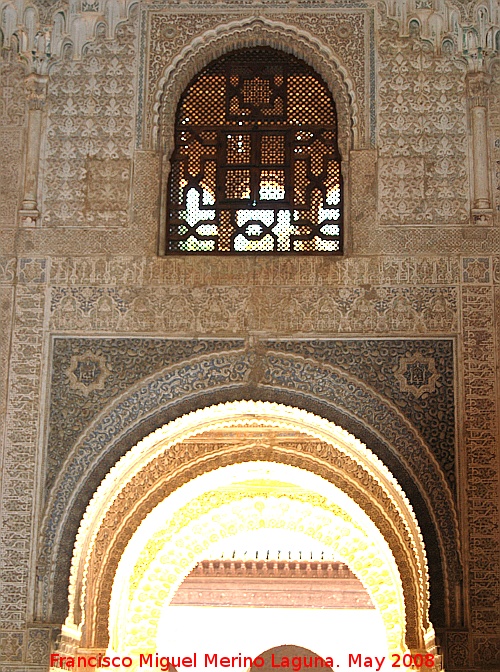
(49, 652, 336, 671)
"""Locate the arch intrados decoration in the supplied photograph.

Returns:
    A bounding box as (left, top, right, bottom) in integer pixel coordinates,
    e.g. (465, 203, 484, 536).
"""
(66, 401, 434, 657)
(152, 16, 359, 155)
(107, 466, 406, 657)
(82, 440, 423, 652)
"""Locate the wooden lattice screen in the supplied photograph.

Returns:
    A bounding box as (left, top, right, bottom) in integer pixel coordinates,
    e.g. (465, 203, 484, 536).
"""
(166, 47, 343, 254)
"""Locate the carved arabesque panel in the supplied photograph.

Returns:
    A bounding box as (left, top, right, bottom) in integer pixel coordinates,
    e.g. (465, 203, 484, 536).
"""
(0, 59, 26, 229)
(46, 338, 455, 494)
(0, 60, 26, 128)
(266, 339, 455, 490)
(42, 12, 138, 227)
(378, 17, 469, 226)
(45, 338, 244, 492)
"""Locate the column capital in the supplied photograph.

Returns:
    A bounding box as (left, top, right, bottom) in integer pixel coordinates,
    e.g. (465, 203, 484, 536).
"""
(25, 73, 49, 111)
(466, 71, 491, 108)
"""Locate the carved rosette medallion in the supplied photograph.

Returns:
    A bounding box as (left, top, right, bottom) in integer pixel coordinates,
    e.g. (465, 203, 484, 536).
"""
(66, 352, 110, 396)
(395, 352, 438, 399)
(462, 257, 491, 284)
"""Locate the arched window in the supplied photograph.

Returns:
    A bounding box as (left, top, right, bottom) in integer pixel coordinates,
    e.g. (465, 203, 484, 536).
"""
(165, 47, 343, 254)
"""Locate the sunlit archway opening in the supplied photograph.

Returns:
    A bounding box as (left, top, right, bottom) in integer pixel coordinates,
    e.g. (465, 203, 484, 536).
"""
(108, 462, 405, 669)
(159, 525, 387, 671)
(66, 401, 437, 671)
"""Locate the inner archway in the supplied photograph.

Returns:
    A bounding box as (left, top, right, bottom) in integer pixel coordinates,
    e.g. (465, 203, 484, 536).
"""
(64, 401, 438, 668)
(108, 462, 404, 659)
(162, 552, 381, 666)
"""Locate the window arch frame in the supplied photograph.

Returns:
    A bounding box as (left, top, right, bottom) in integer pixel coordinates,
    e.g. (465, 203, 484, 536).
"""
(162, 46, 346, 256)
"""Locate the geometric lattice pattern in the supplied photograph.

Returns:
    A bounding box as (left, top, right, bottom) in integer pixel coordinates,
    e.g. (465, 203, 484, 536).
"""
(167, 47, 342, 254)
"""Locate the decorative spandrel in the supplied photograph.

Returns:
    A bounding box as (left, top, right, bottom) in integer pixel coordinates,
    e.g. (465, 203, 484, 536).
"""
(166, 48, 343, 254)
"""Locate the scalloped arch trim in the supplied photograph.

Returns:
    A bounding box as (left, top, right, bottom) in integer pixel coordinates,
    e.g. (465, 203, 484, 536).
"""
(151, 16, 359, 152)
(66, 401, 435, 658)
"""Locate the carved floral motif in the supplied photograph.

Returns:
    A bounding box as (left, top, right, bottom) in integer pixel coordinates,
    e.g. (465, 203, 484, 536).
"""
(42, 12, 138, 227)
(0, 632, 24, 662)
(378, 18, 469, 225)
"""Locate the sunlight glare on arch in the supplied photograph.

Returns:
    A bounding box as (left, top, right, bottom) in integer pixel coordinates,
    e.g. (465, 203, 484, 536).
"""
(107, 461, 406, 662)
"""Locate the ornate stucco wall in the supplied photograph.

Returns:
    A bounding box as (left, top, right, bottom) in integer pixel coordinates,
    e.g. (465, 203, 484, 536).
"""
(0, 0, 500, 669)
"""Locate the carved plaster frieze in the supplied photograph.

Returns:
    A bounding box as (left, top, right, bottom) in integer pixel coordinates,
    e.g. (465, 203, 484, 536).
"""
(47, 255, 461, 287)
(461, 285, 500, 635)
(48, 285, 459, 334)
(0, 282, 46, 632)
